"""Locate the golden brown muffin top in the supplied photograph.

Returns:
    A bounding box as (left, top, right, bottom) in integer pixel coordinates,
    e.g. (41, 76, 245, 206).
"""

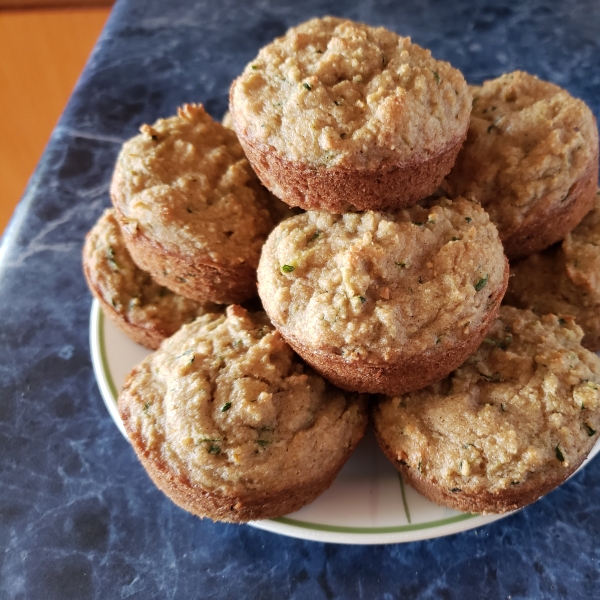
(258, 196, 506, 361)
(111, 104, 278, 267)
(373, 307, 600, 495)
(119, 306, 367, 496)
(444, 71, 598, 239)
(84, 208, 221, 333)
(230, 16, 471, 169)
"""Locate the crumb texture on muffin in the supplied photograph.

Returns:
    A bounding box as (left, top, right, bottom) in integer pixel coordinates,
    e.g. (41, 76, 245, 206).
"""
(564, 190, 600, 293)
(444, 71, 599, 245)
(505, 190, 600, 350)
(111, 103, 277, 268)
(258, 197, 506, 362)
(373, 307, 600, 512)
(231, 16, 471, 170)
(83, 208, 221, 347)
(119, 306, 367, 507)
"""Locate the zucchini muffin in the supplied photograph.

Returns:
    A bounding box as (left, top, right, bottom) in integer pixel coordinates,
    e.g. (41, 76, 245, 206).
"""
(230, 16, 471, 213)
(257, 196, 508, 395)
(443, 71, 599, 259)
(83, 208, 222, 349)
(119, 305, 368, 522)
(372, 307, 600, 514)
(505, 190, 600, 351)
(111, 103, 281, 305)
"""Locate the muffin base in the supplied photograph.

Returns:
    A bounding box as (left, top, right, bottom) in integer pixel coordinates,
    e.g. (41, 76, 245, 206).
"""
(373, 422, 590, 514)
(273, 258, 509, 396)
(122, 417, 366, 523)
(502, 150, 599, 260)
(234, 128, 468, 214)
(114, 207, 258, 305)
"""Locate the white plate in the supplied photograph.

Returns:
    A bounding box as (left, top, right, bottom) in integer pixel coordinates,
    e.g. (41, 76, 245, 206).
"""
(89, 300, 600, 544)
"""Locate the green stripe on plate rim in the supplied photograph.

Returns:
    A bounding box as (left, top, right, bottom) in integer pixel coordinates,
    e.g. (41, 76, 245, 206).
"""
(96, 304, 479, 535)
(98, 308, 119, 402)
(398, 473, 412, 523)
(272, 512, 477, 534)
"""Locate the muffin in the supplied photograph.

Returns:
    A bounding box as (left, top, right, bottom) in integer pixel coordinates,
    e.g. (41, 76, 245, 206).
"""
(505, 190, 600, 350)
(110, 103, 281, 305)
(443, 71, 599, 259)
(257, 196, 508, 395)
(82, 208, 222, 349)
(372, 307, 600, 514)
(118, 305, 368, 522)
(230, 16, 471, 213)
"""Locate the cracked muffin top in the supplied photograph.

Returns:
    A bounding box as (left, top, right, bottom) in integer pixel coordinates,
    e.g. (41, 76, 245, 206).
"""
(111, 103, 279, 268)
(230, 16, 471, 169)
(258, 196, 506, 361)
(373, 307, 600, 495)
(444, 71, 598, 239)
(118, 305, 367, 495)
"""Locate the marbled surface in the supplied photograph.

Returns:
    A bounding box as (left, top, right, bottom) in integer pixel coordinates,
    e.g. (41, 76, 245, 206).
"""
(1, 0, 600, 598)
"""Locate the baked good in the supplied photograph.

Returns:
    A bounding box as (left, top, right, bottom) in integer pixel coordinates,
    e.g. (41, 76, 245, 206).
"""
(118, 305, 368, 522)
(221, 110, 234, 129)
(505, 190, 600, 350)
(372, 306, 600, 514)
(83, 208, 222, 349)
(111, 103, 281, 305)
(229, 16, 471, 213)
(257, 196, 508, 395)
(443, 71, 599, 259)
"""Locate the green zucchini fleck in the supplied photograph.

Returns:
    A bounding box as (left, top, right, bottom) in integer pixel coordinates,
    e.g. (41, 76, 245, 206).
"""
(555, 445, 565, 462)
(107, 246, 119, 270)
(281, 264, 295, 273)
(584, 423, 597, 437)
(478, 370, 501, 382)
(483, 334, 512, 349)
(474, 274, 489, 292)
(221, 402, 232, 412)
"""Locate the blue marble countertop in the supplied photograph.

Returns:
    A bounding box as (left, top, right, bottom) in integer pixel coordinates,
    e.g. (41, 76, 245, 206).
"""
(2, 0, 600, 597)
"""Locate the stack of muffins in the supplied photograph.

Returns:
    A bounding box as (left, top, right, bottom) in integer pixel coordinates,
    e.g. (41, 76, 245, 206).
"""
(83, 16, 600, 521)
